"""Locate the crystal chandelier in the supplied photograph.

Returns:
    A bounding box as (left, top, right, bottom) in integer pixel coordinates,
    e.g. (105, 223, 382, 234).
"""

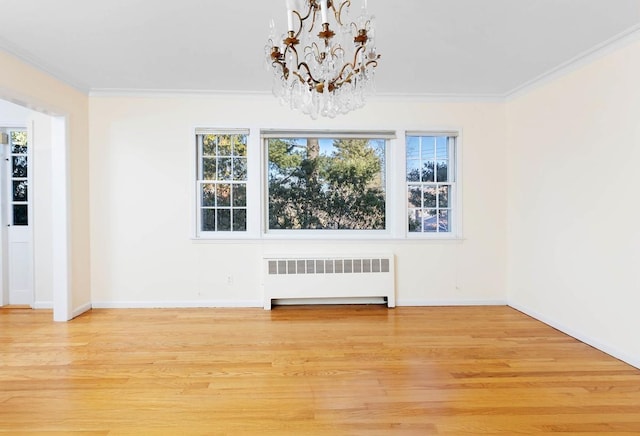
(265, 0, 380, 119)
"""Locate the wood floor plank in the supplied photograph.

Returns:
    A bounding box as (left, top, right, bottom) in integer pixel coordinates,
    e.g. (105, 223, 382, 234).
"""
(1, 305, 639, 434)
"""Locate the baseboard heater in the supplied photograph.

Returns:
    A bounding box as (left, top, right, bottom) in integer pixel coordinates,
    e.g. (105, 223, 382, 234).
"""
(262, 254, 395, 310)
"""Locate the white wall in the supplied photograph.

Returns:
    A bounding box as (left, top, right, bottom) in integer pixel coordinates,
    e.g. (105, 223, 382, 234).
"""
(506, 38, 640, 368)
(89, 95, 507, 307)
(0, 99, 53, 307)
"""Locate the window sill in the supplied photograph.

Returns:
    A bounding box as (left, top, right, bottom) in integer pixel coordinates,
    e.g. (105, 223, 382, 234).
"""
(191, 235, 465, 244)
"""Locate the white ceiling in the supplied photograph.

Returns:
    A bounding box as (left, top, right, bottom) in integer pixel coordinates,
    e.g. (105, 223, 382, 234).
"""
(1, 0, 639, 97)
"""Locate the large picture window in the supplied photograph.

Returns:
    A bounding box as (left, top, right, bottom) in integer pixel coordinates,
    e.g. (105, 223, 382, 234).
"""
(406, 133, 457, 234)
(266, 135, 387, 231)
(196, 131, 248, 234)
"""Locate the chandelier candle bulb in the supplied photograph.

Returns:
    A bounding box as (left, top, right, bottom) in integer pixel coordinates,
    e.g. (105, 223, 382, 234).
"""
(320, 0, 329, 23)
(287, 9, 294, 31)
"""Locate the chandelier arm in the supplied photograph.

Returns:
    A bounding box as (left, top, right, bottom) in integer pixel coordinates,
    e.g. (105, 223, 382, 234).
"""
(284, 43, 302, 70)
(330, 45, 345, 58)
(295, 61, 323, 88)
(306, 2, 320, 33)
(331, 44, 365, 83)
(364, 58, 380, 68)
(292, 71, 311, 88)
(292, 10, 304, 40)
(331, 72, 353, 90)
(334, 0, 351, 26)
(350, 19, 372, 35)
(271, 59, 289, 81)
(298, 1, 315, 22)
(329, 47, 379, 90)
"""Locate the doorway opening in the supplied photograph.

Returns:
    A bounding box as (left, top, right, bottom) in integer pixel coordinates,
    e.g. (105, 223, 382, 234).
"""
(1, 126, 33, 307)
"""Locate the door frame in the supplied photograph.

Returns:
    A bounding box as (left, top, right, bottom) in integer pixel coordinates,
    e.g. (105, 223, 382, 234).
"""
(51, 116, 71, 321)
(0, 97, 71, 321)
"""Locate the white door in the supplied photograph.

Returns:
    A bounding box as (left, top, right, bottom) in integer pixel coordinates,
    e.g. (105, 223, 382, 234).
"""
(1, 128, 33, 306)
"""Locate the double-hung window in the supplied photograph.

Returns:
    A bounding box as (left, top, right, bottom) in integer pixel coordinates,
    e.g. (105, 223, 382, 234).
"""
(195, 130, 248, 235)
(406, 133, 458, 235)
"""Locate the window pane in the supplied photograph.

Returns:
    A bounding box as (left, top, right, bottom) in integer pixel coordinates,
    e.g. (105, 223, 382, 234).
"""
(436, 160, 448, 182)
(408, 186, 421, 208)
(408, 209, 422, 233)
(423, 186, 437, 208)
(420, 136, 435, 160)
(406, 160, 420, 182)
(232, 158, 247, 180)
(217, 158, 232, 180)
(13, 180, 28, 202)
(202, 209, 216, 231)
(12, 156, 28, 178)
(203, 157, 216, 180)
(233, 184, 246, 207)
(233, 209, 247, 231)
(421, 161, 434, 182)
(406, 137, 420, 160)
(202, 184, 216, 207)
(232, 135, 247, 157)
(438, 185, 450, 208)
(10, 131, 27, 154)
(217, 209, 231, 231)
(267, 137, 385, 230)
(217, 184, 231, 207)
(435, 136, 448, 160)
(218, 135, 232, 156)
(423, 209, 437, 232)
(203, 135, 216, 156)
(438, 210, 450, 232)
(13, 205, 28, 226)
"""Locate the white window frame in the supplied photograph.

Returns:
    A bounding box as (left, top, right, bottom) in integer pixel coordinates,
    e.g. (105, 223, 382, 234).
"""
(404, 131, 462, 239)
(261, 130, 395, 240)
(194, 128, 251, 238)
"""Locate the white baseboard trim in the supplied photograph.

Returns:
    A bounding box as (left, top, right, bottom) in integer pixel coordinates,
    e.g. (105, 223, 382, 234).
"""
(90, 299, 508, 309)
(72, 302, 92, 319)
(91, 300, 262, 309)
(397, 299, 508, 307)
(509, 302, 640, 370)
(33, 301, 54, 309)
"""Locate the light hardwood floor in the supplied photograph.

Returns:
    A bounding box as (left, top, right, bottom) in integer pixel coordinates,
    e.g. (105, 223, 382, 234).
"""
(1, 305, 639, 435)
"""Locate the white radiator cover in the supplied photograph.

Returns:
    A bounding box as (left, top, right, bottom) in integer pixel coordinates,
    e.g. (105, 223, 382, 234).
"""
(262, 254, 396, 309)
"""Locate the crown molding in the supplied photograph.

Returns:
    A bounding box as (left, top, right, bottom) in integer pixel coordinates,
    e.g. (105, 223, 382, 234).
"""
(0, 38, 90, 94)
(88, 87, 507, 103)
(370, 92, 506, 103)
(88, 88, 274, 98)
(505, 23, 640, 101)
